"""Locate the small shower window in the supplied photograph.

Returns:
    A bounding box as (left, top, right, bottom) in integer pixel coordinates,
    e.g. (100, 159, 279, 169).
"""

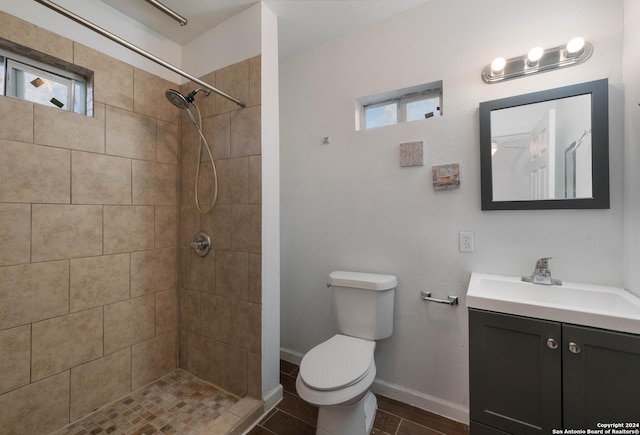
(0, 41, 93, 116)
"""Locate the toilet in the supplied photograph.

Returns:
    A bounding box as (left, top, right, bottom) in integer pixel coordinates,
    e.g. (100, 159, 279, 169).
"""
(296, 271, 397, 435)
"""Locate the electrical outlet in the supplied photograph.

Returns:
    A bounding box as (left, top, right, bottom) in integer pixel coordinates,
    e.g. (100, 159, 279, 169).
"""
(459, 231, 474, 253)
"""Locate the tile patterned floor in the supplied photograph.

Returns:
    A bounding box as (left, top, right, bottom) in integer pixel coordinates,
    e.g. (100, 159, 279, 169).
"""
(49, 362, 468, 435)
(51, 369, 251, 435)
(248, 360, 470, 435)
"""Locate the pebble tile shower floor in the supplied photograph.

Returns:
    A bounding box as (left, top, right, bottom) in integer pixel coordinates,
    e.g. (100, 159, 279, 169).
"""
(48, 360, 470, 435)
(51, 369, 258, 435)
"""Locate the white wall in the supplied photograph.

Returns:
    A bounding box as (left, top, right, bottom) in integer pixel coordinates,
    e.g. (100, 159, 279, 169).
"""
(182, 3, 261, 80)
(279, 0, 624, 422)
(260, 2, 283, 410)
(624, 1, 640, 296)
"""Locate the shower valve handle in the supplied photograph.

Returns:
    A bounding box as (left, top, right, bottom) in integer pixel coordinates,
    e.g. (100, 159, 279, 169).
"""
(190, 232, 211, 257)
(190, 241, 206, 249)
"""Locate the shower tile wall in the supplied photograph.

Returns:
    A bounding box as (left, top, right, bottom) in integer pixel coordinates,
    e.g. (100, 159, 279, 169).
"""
(0, 12, 180, 435)
(178, 56, 262, 400)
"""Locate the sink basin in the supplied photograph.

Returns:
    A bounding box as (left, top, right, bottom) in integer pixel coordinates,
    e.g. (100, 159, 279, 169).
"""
(467, 273, 640, 334)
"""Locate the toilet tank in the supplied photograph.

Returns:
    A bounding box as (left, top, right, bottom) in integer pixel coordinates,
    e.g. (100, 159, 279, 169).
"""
(327, 271, 397, 340)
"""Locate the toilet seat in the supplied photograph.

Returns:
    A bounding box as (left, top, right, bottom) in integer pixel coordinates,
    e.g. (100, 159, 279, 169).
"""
(300, 335, 375, 391)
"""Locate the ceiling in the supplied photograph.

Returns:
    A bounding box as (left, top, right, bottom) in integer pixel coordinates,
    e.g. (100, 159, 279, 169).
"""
(98, 0, 430, 60)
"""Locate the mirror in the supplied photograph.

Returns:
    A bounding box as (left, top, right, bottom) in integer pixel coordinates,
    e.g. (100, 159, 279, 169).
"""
(479, 79, 609, 210)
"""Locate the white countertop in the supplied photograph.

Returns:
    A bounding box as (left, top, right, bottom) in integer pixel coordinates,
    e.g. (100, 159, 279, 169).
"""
(467, 272, 640, 335)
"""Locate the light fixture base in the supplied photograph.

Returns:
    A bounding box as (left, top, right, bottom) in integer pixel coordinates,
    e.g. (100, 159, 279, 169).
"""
(482, 41, 593, 84)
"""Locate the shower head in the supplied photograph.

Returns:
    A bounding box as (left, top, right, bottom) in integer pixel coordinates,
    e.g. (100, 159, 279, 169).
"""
(166, 88, 212, 127)
(165, 88, 211, 110)
(165, 89, 191, 110)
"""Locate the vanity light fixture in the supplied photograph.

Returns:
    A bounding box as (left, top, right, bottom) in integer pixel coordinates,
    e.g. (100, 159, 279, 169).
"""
(482, 37, 593, 84)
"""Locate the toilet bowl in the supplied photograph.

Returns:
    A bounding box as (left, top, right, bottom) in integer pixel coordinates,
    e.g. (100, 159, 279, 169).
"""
(296, 335, 378, 434)
(295, 271, 397, 435)
(296, 334, 376, 406)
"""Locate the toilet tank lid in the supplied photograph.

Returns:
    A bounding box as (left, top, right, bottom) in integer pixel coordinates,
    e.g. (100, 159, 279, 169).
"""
(328, 271, 397, 290)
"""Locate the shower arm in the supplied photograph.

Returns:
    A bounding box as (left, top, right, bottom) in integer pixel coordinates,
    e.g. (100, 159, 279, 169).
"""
(33, 0, 247, 108)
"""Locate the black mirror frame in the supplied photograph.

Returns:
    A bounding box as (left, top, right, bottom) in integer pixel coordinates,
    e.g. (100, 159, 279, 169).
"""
(479, 78, 610, 210)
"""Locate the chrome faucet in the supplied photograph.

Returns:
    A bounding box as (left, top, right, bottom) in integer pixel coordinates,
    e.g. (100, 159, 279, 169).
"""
(521, 257, 562, 286)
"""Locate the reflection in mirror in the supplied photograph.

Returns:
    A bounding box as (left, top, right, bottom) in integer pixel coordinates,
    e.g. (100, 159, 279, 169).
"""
(491, 94, 592, 201)
(479, 79, 609, 210)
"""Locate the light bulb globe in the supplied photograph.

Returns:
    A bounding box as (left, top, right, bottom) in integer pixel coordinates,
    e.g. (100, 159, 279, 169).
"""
(491, 57, 506, 73)
(528, 46, 544, 63)
(567, 37, 585, 54)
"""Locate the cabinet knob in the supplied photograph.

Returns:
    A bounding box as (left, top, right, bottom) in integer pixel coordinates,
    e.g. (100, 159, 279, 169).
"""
(546, 338, 559, 349)
(568, 342, 582, 354)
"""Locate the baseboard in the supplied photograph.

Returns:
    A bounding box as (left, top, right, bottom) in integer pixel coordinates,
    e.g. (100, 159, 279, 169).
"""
(241, 384, 284, 435)
(280, 347, 304, 365)
(263, 384, 283, 412)
(280, 347, 469, 424)
(372, 378, 469, 424)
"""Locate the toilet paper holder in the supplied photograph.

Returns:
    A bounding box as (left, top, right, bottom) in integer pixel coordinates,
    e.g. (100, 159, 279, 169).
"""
(420, 291, 459, 306)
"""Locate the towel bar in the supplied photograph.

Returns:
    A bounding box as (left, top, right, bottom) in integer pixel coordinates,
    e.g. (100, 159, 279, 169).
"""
(420, 291, 459, 306)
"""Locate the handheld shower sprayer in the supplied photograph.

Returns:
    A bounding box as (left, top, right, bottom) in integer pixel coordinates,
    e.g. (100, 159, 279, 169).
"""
(165, 88, 210, 110)
(165, 89, 211, 126)
(165, 88, 218, 214)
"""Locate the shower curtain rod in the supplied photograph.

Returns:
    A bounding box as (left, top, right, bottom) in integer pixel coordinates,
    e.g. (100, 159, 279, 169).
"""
(145, 0, 188, 27)
(33, 0, 247, 108)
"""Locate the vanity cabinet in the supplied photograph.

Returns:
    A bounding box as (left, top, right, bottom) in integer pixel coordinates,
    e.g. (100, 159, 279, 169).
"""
(469, 309, 640, 435)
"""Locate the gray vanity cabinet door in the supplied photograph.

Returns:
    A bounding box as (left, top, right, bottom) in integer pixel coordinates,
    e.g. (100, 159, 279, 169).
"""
(563, 324, 640, 426)
(469, 309, 562, 434)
